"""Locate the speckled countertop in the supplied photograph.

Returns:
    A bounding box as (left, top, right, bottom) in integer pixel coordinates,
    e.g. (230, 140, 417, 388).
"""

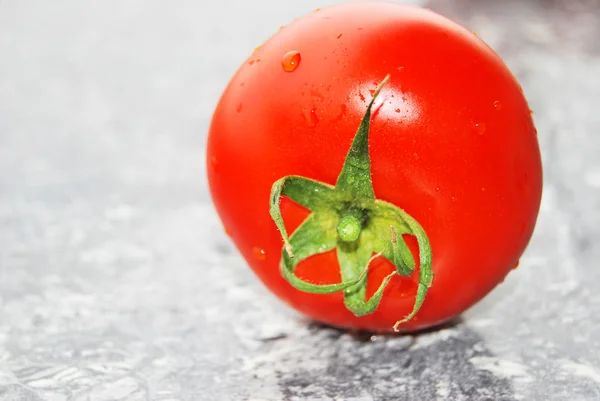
(1, 0, 599, 400)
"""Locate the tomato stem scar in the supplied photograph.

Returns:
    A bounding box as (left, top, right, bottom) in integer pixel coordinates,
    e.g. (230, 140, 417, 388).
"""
(337, 213, 363, 242)
(269, 75, 433, 331)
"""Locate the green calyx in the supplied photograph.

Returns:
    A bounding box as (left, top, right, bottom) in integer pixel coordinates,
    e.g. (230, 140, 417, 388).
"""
(269, 75, 434, 331)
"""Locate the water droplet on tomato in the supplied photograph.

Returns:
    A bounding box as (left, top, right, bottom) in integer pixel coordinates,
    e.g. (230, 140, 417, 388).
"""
(304, 107, 319, 127)
(256, 58, 261, 63)
(474, 122, 486, 135)
(248, 59, 255, 65)
(395, 108, 401, 113)
(337, 33, 343, 39)
(282, 51, 301, 72)
(253, 247, 266, 261)
(397, 66, 404, 72)
(359, 92, 366, 103)
(236, 103, 243, 113)
(494, 101, 502, 110)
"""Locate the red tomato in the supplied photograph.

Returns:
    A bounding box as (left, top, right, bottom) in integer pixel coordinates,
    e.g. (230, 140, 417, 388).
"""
(206, 2, 542, 332)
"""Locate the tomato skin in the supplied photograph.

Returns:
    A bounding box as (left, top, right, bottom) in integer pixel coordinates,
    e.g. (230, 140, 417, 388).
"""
(207, 2, 542, 332)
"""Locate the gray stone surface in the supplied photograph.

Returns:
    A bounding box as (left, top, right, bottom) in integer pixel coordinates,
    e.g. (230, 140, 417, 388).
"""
(1, 0, 599, 400)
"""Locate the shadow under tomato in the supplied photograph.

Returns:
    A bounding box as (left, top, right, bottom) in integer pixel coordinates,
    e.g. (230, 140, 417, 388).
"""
(275, 321, 515, 401)
(305, 315, 464, 342)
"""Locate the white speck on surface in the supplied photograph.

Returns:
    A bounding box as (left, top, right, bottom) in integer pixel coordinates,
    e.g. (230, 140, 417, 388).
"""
(470, 357, 534, 383)
(561, 360, 600, 384)
(436, 380, 451, 398)
(584, 169, 600, 187)
(468, 319, 495, 328)
(411, 328, 459, 349)
(104, 204, 135, 221)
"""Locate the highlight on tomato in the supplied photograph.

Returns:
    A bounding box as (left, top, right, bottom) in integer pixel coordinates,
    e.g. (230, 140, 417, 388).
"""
(206, 2, 543, 333)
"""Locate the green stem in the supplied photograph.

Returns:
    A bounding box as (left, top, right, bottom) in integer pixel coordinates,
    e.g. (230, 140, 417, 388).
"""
(269, 75, 434, 331)
(337, 210, 364, 242)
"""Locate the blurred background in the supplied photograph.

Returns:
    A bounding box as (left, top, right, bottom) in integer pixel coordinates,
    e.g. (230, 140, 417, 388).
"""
(1, 0, 599, 400)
